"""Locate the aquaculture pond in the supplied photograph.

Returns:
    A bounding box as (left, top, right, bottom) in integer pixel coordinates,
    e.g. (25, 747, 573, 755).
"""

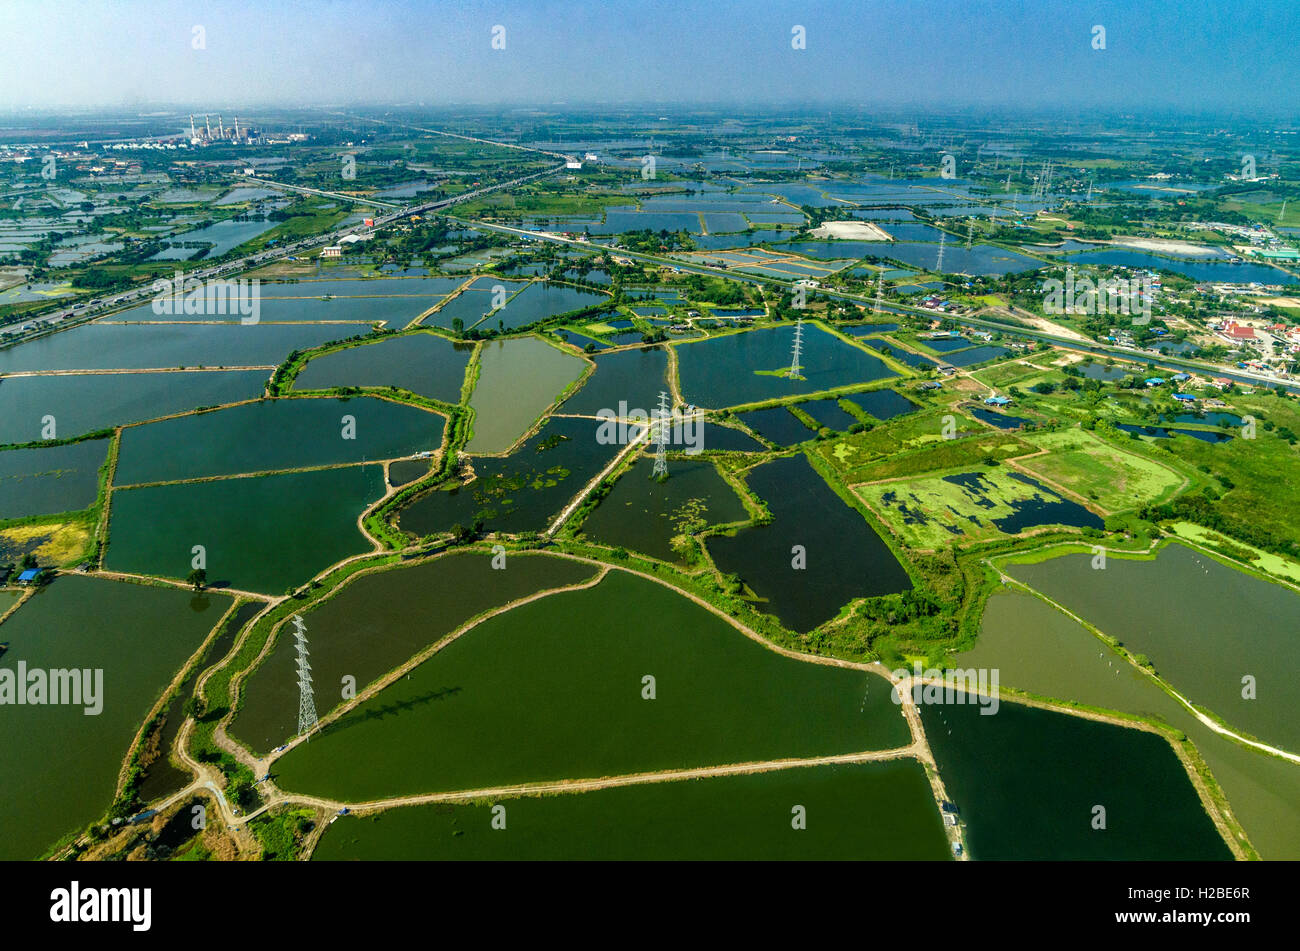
(0, 574, 230, 860)
(551, 328, 609, 351)
(490, 282, 607, 330)
(313, 760, 949, 860)
(467, 337, 588, 453)
(106, 464, 384, 594)
(738, 407, 816, 446)
(556, 346, 670, 418)
(114, 397, 444, 484)
(962, 591, 1300, 859)
(0, 370, 269, 445)
(293, 332, 473, 403)
(0, 438, 108, 518)
(272, 569, 910, 800)
(882, 243, 1044, 276)
(843, 388, 918, 421)
(671, 420, 765, 452)
(1063, 249, 1297, 285)
(797, 398, 859, 431)
(399, 415, 619, 537)
(0, 322, 371, 372)
(1008, 542, 1300, 753)
(676, 325, 896, 408)
(578, 457, 748, 562)
(1117, 423, 1234, 443)
(231, 551, 598, 750)
(942, 345, 1011, 367)
(707, 454, 911, 631)
(135, 600, 264, 803)
(922, 698, 1232, 860)
(840, 323, 900, 336)
(971, 406, 1031, 430)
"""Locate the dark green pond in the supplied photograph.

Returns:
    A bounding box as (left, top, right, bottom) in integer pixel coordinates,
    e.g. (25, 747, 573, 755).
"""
(106, 465, 384, 594)
(399, 415, 618, 537)
(556, 346, 669, 418)
(577, 457, 749, 562)
(273, 569, 909, 801)
(676, 325, 896, 408)
(0, 574, 229, 860)
(922, 697, 1232, 860)
(313, 760, 949, 860)
(230, 551, 598, 752)
(0, 323, 372, 372)
(962, 591, 1300, 859)
(114, 397, 444, 484)
(739, 407, 817, 446)
(0, 370, 268, 446)
(293, 333, 473, 403)
(1008, 542, 1300, 753)
(0, 438, 107, 518)
(707, 454, 912, 632)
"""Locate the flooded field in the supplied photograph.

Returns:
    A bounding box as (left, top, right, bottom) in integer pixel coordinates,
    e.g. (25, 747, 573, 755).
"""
(313, 759, 948, 860)
(491, 283, 607, 330)
(708, 454, 911, 631)
(577, 457, 748, 562)
(399, 415, 617, 537)
(676, 325, 896, 408)
(923, 697, 1232, 860)
(467, 337, 587, 453)
(1007, 542, 1300, 752)
(115, 397, 443, 484)
(293, 332, 473, 402)
(863, 469, 1102, 548)
(0, 370, 269, 445)
(0, 574, 229, 860)
(0, 438, 107, 518)
(273, 569, 909, 800)
(961, 591, 1300, 858)
(106, 465, 384, 593)
(231, 551, 598, 750)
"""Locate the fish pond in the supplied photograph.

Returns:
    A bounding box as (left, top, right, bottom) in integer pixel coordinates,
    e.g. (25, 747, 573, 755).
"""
(293, 332, 473, 403)
(0, 438, 108, 518)
(676, 325, 896, 408)
(272, 569, 910, 800)
(467, 337, 589, 453)
(707, 454, 911, 631)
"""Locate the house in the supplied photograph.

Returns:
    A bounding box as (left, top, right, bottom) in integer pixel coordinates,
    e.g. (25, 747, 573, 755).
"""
(918, 381, 943, 391)
(1145, 377, 1165, 387)
(16, 568, 42, 585)
(1171, 372, 1190, 382)
(320, 245, 343, 258)
(984, 395, 1013, 406)
(1173, 393, 1197, 402)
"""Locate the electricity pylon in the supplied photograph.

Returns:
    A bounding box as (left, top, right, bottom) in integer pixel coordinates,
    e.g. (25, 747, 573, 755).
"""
(293, 616, 318, 740)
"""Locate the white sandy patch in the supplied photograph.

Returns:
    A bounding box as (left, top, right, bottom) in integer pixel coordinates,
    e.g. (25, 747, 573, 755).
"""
(810, 220, 892, 241)
(1109, 236, 1219, 256)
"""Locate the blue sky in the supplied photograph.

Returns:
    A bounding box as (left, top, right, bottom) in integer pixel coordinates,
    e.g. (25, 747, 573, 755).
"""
(3, 0, 1295, 112)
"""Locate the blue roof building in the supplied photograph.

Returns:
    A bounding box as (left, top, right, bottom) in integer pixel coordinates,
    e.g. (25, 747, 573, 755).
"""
(1145, 377, 1166, 386)
(16, 568, 40, 584)
(984, 395, 1012, 406)
(1173, 393, 1197, 401)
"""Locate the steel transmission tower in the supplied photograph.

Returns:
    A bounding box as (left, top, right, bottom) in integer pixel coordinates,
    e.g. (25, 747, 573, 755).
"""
(874, 272, 884, 314)
(935, 232, 946, 272)
(652, 390, 670, 479)
(789, 319, 804, 379)
(293, 616, 318, 740)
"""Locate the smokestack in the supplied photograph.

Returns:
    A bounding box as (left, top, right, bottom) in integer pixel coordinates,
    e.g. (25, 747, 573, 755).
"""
(189, 115, 196, 139)
(204, 114, 211, 139)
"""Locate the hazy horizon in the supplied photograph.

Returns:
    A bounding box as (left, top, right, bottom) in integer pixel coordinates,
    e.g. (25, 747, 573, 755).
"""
(4, 0, 1296, 114)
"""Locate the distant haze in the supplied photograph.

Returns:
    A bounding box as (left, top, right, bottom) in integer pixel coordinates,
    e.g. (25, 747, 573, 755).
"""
(2, 0, 1295, 113)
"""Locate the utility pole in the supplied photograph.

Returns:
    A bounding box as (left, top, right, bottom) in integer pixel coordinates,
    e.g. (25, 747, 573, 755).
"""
(789, 319, 804, 380)
(293, 616, 318, 740)
(652, 391, 670, 479)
